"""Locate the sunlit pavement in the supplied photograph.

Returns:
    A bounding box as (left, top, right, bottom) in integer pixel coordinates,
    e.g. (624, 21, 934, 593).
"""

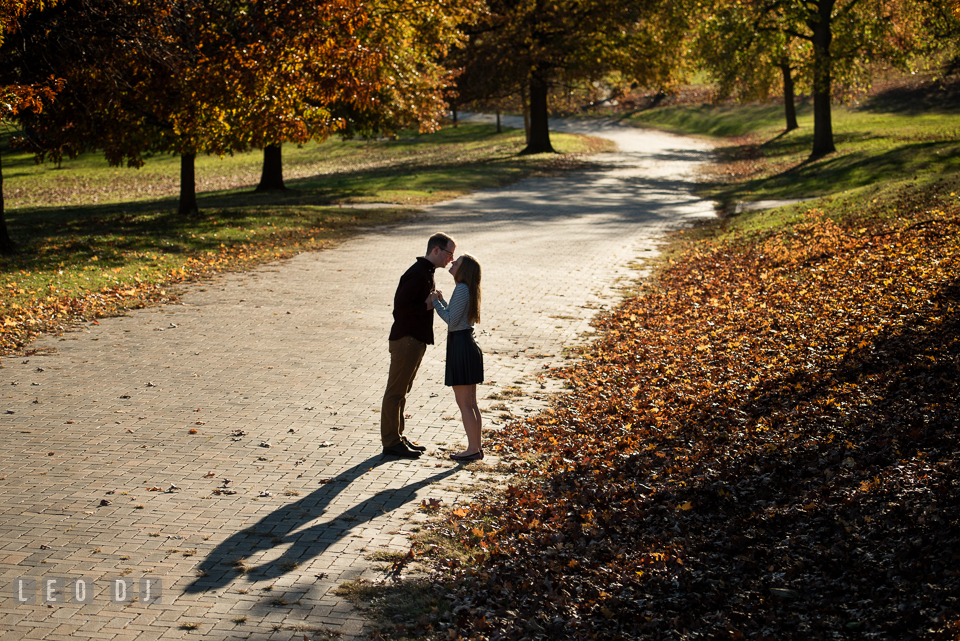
(0, 118, 714, 640)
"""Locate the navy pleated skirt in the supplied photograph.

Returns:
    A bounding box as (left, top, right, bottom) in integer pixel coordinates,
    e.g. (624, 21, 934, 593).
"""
(445, 329, 484, 386)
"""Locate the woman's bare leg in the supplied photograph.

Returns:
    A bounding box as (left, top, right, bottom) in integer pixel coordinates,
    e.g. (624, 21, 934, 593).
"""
(453, 384, 482, 455)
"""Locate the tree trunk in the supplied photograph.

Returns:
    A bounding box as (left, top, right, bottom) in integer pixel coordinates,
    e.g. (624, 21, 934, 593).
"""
(521, 83, 530, 143)
(452, 105, 458, 127)
(178, 152, 200, 216)
(496, 109, 502, 134)
(810, 0, 836, 157)
(256, 144, 286, 192)
(780, 64, 799, 132)
(0, 150, 15, 256)
(811, 88, 834, 157)
(520, 74, 555, 155)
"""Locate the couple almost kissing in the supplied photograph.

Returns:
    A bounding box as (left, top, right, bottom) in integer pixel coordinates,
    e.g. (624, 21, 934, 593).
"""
(380, 232, 484, 462)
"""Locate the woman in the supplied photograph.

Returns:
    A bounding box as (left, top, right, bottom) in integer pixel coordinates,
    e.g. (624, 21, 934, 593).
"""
(430, 254, 484, 461)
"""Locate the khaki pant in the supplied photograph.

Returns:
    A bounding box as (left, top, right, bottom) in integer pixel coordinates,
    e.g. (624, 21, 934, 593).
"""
(380, 336, 427, 448)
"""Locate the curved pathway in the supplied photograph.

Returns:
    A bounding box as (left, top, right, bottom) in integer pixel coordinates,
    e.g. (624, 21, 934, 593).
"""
(0, 118, 714, 640)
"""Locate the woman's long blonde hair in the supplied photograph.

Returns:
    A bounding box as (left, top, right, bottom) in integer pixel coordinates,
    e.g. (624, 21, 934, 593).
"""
(454, 254, 481, 324)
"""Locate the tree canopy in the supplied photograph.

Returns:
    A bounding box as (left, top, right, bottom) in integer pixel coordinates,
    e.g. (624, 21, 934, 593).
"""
(0, 0, 62, 253)
(451, 0, 694, 154)
(695, 0, 941, 157)
(5, 0, 386, 214)
(695, 2, 807, 130)
(2, 0, 957, 241)
(3, 0, 477, 219)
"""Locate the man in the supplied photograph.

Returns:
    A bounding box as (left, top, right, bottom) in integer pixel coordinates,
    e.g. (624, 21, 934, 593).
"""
(381, 232, 456, 458)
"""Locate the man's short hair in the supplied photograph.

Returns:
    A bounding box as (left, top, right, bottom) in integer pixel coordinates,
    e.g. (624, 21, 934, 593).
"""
(427, 232, 455, 255)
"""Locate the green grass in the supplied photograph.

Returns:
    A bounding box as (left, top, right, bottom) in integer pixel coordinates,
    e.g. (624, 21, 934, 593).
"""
(0, 123, 611, 353)
(613, 77, 960, 251)
(2, 123, 608, 211)
(623, 82, 960, 210)
(628, 100, 802, 138)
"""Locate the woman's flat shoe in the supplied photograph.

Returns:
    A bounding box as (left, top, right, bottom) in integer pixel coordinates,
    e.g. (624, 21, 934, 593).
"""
(450, 451, 483, 462)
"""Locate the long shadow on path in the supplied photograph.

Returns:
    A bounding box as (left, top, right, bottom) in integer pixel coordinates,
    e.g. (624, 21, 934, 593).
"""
(184, 455, 460, 594)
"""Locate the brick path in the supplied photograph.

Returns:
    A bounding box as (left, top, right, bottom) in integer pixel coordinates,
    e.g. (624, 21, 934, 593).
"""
(0, 118, 714, 640)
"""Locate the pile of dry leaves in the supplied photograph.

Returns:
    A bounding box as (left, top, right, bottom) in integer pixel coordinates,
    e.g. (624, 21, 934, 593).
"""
(404, 179, 959, 640)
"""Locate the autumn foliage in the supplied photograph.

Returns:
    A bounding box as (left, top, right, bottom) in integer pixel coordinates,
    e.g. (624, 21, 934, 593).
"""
(410, 182, 960, 639)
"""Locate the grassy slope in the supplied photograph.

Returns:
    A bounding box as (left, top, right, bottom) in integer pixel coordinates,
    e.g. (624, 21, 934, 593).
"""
(625, 77, 960, 214)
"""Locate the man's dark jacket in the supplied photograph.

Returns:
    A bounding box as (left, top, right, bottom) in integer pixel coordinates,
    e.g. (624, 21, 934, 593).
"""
(388, 256, 436, 344)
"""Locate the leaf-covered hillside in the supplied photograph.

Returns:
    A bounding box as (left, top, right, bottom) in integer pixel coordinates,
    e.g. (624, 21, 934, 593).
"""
(399, 177, 959, 640)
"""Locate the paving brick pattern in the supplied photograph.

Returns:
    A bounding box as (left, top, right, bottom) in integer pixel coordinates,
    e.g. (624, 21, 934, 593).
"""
(0, 118, 714, 639)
